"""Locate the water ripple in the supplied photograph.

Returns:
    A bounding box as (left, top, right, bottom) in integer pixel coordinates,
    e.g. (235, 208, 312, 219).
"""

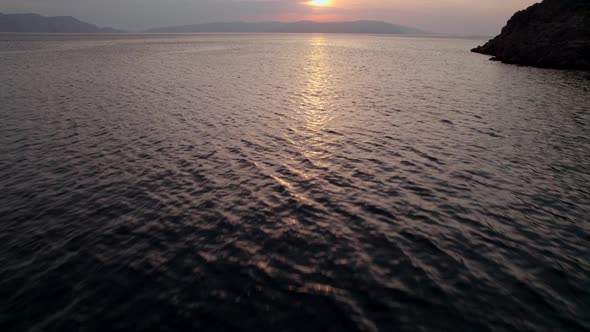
(1, 33, 589, 331)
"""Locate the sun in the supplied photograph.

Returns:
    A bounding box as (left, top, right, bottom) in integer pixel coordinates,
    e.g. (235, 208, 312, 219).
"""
(307, 0, 332, 7)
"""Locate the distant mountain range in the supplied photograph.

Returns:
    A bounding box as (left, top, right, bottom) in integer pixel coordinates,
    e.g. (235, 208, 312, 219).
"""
(145, 20, 429, 35)
(0, 13, 430, 35)
(0, 13, 125, 33)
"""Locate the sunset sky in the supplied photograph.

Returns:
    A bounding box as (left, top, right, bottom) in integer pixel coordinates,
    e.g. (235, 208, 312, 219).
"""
(3, 0, 538, 35)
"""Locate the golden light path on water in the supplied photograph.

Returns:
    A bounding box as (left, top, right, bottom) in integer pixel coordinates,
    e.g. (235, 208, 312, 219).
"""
(299, 35, 334, 171)
(268, 35, 336, 209)
(303, 37, 331, 134)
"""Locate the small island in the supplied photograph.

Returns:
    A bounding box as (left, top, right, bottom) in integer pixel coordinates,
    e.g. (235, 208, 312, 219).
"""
(472, 0, 590, 70)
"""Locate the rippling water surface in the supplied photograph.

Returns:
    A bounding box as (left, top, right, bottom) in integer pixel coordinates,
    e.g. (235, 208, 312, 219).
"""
(1, 33, 589, 331)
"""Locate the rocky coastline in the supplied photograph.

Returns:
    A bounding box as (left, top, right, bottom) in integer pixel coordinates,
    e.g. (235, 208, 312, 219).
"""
(472, 0, 590, 70)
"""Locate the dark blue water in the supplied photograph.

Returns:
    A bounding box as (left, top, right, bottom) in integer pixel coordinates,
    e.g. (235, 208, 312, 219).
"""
(1, 33, 589, 331)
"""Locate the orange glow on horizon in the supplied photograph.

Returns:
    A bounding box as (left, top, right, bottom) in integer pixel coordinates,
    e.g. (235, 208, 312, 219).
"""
(253, 12, 351, 23)
(307, 0, 332, 7)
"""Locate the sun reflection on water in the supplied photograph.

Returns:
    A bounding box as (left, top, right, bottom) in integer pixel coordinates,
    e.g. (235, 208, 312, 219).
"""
(269, 35, 337, 210)
(301, 36, 333, 135)
(297, 35, 336, 170)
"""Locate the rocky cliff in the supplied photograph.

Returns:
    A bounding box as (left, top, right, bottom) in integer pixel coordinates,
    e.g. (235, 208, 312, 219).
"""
(472, 0, 590, 70)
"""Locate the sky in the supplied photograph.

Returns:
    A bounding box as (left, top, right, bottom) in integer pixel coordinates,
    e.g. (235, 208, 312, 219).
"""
(1, 0, 538, 35)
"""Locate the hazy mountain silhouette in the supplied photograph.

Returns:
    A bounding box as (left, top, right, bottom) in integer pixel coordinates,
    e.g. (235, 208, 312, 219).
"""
(0, 13, 125, 33)
(146, 20, 429, 35)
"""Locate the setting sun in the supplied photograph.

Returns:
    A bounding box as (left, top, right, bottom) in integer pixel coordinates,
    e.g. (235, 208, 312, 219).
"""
(307, 0, 332, 7)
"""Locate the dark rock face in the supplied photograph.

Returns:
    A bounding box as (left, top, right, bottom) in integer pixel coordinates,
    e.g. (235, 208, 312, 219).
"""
(0, 13, 125, 33)
(472, 0, 590, 70)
